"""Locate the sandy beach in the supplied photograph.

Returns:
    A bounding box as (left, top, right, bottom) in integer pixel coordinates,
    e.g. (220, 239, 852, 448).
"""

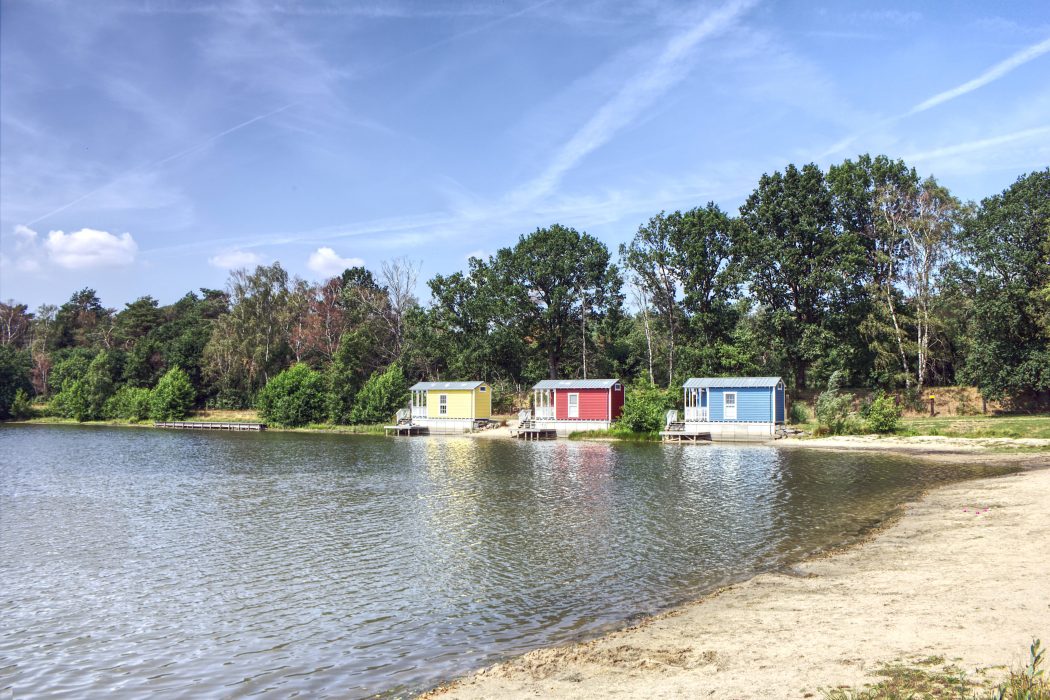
(428, 450, 1050, 699)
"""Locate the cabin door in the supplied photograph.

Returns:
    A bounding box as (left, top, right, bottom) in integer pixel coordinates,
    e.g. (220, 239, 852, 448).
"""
(724, 392, 737, 420)
(567, 393, 579, 418)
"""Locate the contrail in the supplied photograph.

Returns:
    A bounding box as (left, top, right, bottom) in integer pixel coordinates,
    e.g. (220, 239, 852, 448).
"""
(27, 103, 295, 226)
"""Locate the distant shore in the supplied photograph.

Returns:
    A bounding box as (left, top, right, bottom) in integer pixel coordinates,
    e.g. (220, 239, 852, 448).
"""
(427, 452, 1049, 699)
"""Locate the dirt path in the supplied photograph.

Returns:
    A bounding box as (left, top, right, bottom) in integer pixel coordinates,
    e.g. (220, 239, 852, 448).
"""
(428, 465, 1050, 699)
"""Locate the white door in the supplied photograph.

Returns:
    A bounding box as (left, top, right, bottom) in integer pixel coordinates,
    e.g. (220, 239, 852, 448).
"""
(724, 392, 737, 420)
(568, 393, 579, 418)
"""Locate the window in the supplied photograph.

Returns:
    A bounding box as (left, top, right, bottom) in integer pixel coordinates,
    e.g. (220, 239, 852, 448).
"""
(568, 393, 579, 418)
(439, 394, 448, 415)
(724, 392, 737, 420)
(479, 386, 487, 392)
(614, 383, 621, 391)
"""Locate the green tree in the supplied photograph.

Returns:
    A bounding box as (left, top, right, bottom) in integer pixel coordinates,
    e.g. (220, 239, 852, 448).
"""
(492, 224, 622, 379)
(49, 351, 118, 421)
(105, 386, 153, 421)
(256, 363, 327, 427)
(958, 169, 1050, 401)
(737, 163, 866, 389)
(0, 345, 32, 419)
(863, 392, 901, 433)
(326, 330, 371, 424)
(814, 371, 858, 435)
(150, 367, 196, 421)
(617, 380, 674, 433)
(348, 364, 409, 425)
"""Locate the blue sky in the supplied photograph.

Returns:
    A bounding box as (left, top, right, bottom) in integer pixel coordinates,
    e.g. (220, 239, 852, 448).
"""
(2, 0, 1049, 309)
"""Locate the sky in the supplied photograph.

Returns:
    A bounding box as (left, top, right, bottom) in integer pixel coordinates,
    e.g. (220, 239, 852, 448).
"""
(2, 0, 1049, 309)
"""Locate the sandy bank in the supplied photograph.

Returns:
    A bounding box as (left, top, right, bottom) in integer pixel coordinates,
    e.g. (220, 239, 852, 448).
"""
(428, 464, 1050, 699)
(785, 434, 1050, 453)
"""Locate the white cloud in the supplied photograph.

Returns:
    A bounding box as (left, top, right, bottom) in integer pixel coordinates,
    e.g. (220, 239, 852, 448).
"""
(909, 36, 1050, 115)
(307, 247, 364, 278)
(43, 228, 138, 269)
(208, 249, 262, 269)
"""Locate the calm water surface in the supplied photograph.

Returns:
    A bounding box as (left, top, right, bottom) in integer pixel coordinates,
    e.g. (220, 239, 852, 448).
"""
(0, 425, 1012, 698)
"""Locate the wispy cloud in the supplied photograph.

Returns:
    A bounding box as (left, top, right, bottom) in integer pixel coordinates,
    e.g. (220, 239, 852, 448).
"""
(820, 34, 1050, 158)
(902, 124, 1050, 162)
(908, 35, 1050, 115)
(509, 0, 757, 206)
(25, 104, 294, 226)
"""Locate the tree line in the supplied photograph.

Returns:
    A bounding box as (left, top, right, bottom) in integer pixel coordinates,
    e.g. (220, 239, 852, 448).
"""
(1, 156, 1047, 424)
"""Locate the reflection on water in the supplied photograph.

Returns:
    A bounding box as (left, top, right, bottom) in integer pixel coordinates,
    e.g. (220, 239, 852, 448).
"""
(0, 425, 1012, 698)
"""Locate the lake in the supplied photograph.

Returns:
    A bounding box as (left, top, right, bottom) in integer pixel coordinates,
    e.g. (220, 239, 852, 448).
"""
(0, 425, 1012, 698)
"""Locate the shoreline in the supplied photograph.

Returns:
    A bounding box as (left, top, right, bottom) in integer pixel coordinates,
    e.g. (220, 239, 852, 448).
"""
(426, 454, 1050, 699)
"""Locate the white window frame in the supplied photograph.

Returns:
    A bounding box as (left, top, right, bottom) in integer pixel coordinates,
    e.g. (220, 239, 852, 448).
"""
(567, 392, 580, 418)
(724, 391, 737, 420)
(479, 386, 487, 392)
(439, 394, 448, 415)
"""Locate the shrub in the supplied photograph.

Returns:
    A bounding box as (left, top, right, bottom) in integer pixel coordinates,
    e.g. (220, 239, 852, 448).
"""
(0, 345, 32, 419)
(815, 371, 858, 435)
(256, 363, 327, 427)
(348, 364, 409, 425)
(105, 386, 153, 421)
(9, 389, 35, 420)
(789, 401, 811, 424)
(865, 391, 901, 433)
(48, 351, 118, 421)
(617, 381, 674, 433)
(150, 367, 196, 421)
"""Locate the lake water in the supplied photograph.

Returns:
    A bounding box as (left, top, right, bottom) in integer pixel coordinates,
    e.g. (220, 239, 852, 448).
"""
(0, 425, 1013, 698)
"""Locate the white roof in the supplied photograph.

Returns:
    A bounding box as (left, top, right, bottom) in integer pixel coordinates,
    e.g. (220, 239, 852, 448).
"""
(533, 378, 620, 389)
(683, 377, 783, 389)
(410, 381, 487, 391)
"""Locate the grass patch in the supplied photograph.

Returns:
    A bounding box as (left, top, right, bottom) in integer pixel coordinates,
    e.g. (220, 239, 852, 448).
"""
(567, 428, 661, 442)
(821, 640, 1049, 700)
(895, 414, 1050, 440)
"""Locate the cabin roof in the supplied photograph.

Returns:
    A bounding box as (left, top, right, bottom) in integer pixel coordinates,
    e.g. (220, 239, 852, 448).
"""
(532, 378, 620, 390)
(683, 376, 783, 389)
(410, 381, 487, 391)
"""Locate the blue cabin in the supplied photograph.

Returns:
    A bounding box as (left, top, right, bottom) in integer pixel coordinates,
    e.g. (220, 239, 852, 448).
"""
(674, 376, 786, 440)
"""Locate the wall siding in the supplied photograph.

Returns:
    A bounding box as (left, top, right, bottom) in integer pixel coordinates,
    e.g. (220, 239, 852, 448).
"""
(555, 388, 610, 420)
(474, 386, 492, 419)
(426, 390, 475, 419)
(707, 386, 773, 422)
(611, 384, 625, 420)
(775, 385, 785, 423)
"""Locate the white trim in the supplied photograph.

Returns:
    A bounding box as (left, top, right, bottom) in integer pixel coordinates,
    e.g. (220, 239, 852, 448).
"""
(724, 391, 737, 420)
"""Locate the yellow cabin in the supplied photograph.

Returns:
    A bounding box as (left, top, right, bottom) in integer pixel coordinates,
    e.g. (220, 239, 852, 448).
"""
(409, 381, 492, 432)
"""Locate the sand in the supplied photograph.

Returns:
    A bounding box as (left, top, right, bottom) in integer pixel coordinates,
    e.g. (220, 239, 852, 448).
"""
(427, 453, 1050, 699)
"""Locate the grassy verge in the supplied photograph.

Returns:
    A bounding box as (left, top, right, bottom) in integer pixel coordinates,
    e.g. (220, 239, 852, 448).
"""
(567, 428, 661, 442)
(791, 414, 1050, 441)
(12, 413, 387, 435)
(821, 639, 1048, 700)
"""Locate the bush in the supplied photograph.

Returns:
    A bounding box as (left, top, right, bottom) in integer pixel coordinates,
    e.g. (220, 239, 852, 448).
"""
(815, 371, 858, 435)
(348, 364, 409, 425)
(150, 367, 196, 421)
(105, 386, 153, 421)
(617, 381, 674, 433)
(48, 351, 118, 421)
(0, 345, 32, 419)
(9, 389, 35, 420)
(865, 392, 901, 433)
(256, 363, 327, 427)
(789, 401, 811, 424)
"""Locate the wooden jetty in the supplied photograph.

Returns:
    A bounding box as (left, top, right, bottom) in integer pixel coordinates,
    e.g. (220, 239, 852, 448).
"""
(512, 417, 557, 441)
(660, 416, 711, 443)
(384, 424, 430, 436)
(154, 421, 267, 431)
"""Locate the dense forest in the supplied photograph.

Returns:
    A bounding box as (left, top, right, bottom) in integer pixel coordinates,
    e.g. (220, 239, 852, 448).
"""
(1, 156, 1047, 425)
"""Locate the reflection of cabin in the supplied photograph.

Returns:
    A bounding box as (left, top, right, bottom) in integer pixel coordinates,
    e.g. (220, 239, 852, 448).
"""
(525, 379, 625, 437)
(408, 381, 492, 433)
(663, 377, 785, 441)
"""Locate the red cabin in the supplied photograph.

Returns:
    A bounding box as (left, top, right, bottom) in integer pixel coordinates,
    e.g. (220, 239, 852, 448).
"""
(531, 379, 625, 434)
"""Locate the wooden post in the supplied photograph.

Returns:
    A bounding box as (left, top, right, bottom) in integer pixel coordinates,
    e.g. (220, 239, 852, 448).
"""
(929, 394, 935, 417)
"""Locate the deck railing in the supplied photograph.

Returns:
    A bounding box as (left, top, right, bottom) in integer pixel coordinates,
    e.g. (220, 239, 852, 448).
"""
(684, 407, 709, 422)
(411, 406, 427, 418)
(534, 406, 555, 419)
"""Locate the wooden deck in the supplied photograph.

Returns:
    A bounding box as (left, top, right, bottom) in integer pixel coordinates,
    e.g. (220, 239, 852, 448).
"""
(511, 419, 557, 440)
(154, 421, 267, 431)
(660, 421, 711, 443)
(384, 424, 430, 436)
